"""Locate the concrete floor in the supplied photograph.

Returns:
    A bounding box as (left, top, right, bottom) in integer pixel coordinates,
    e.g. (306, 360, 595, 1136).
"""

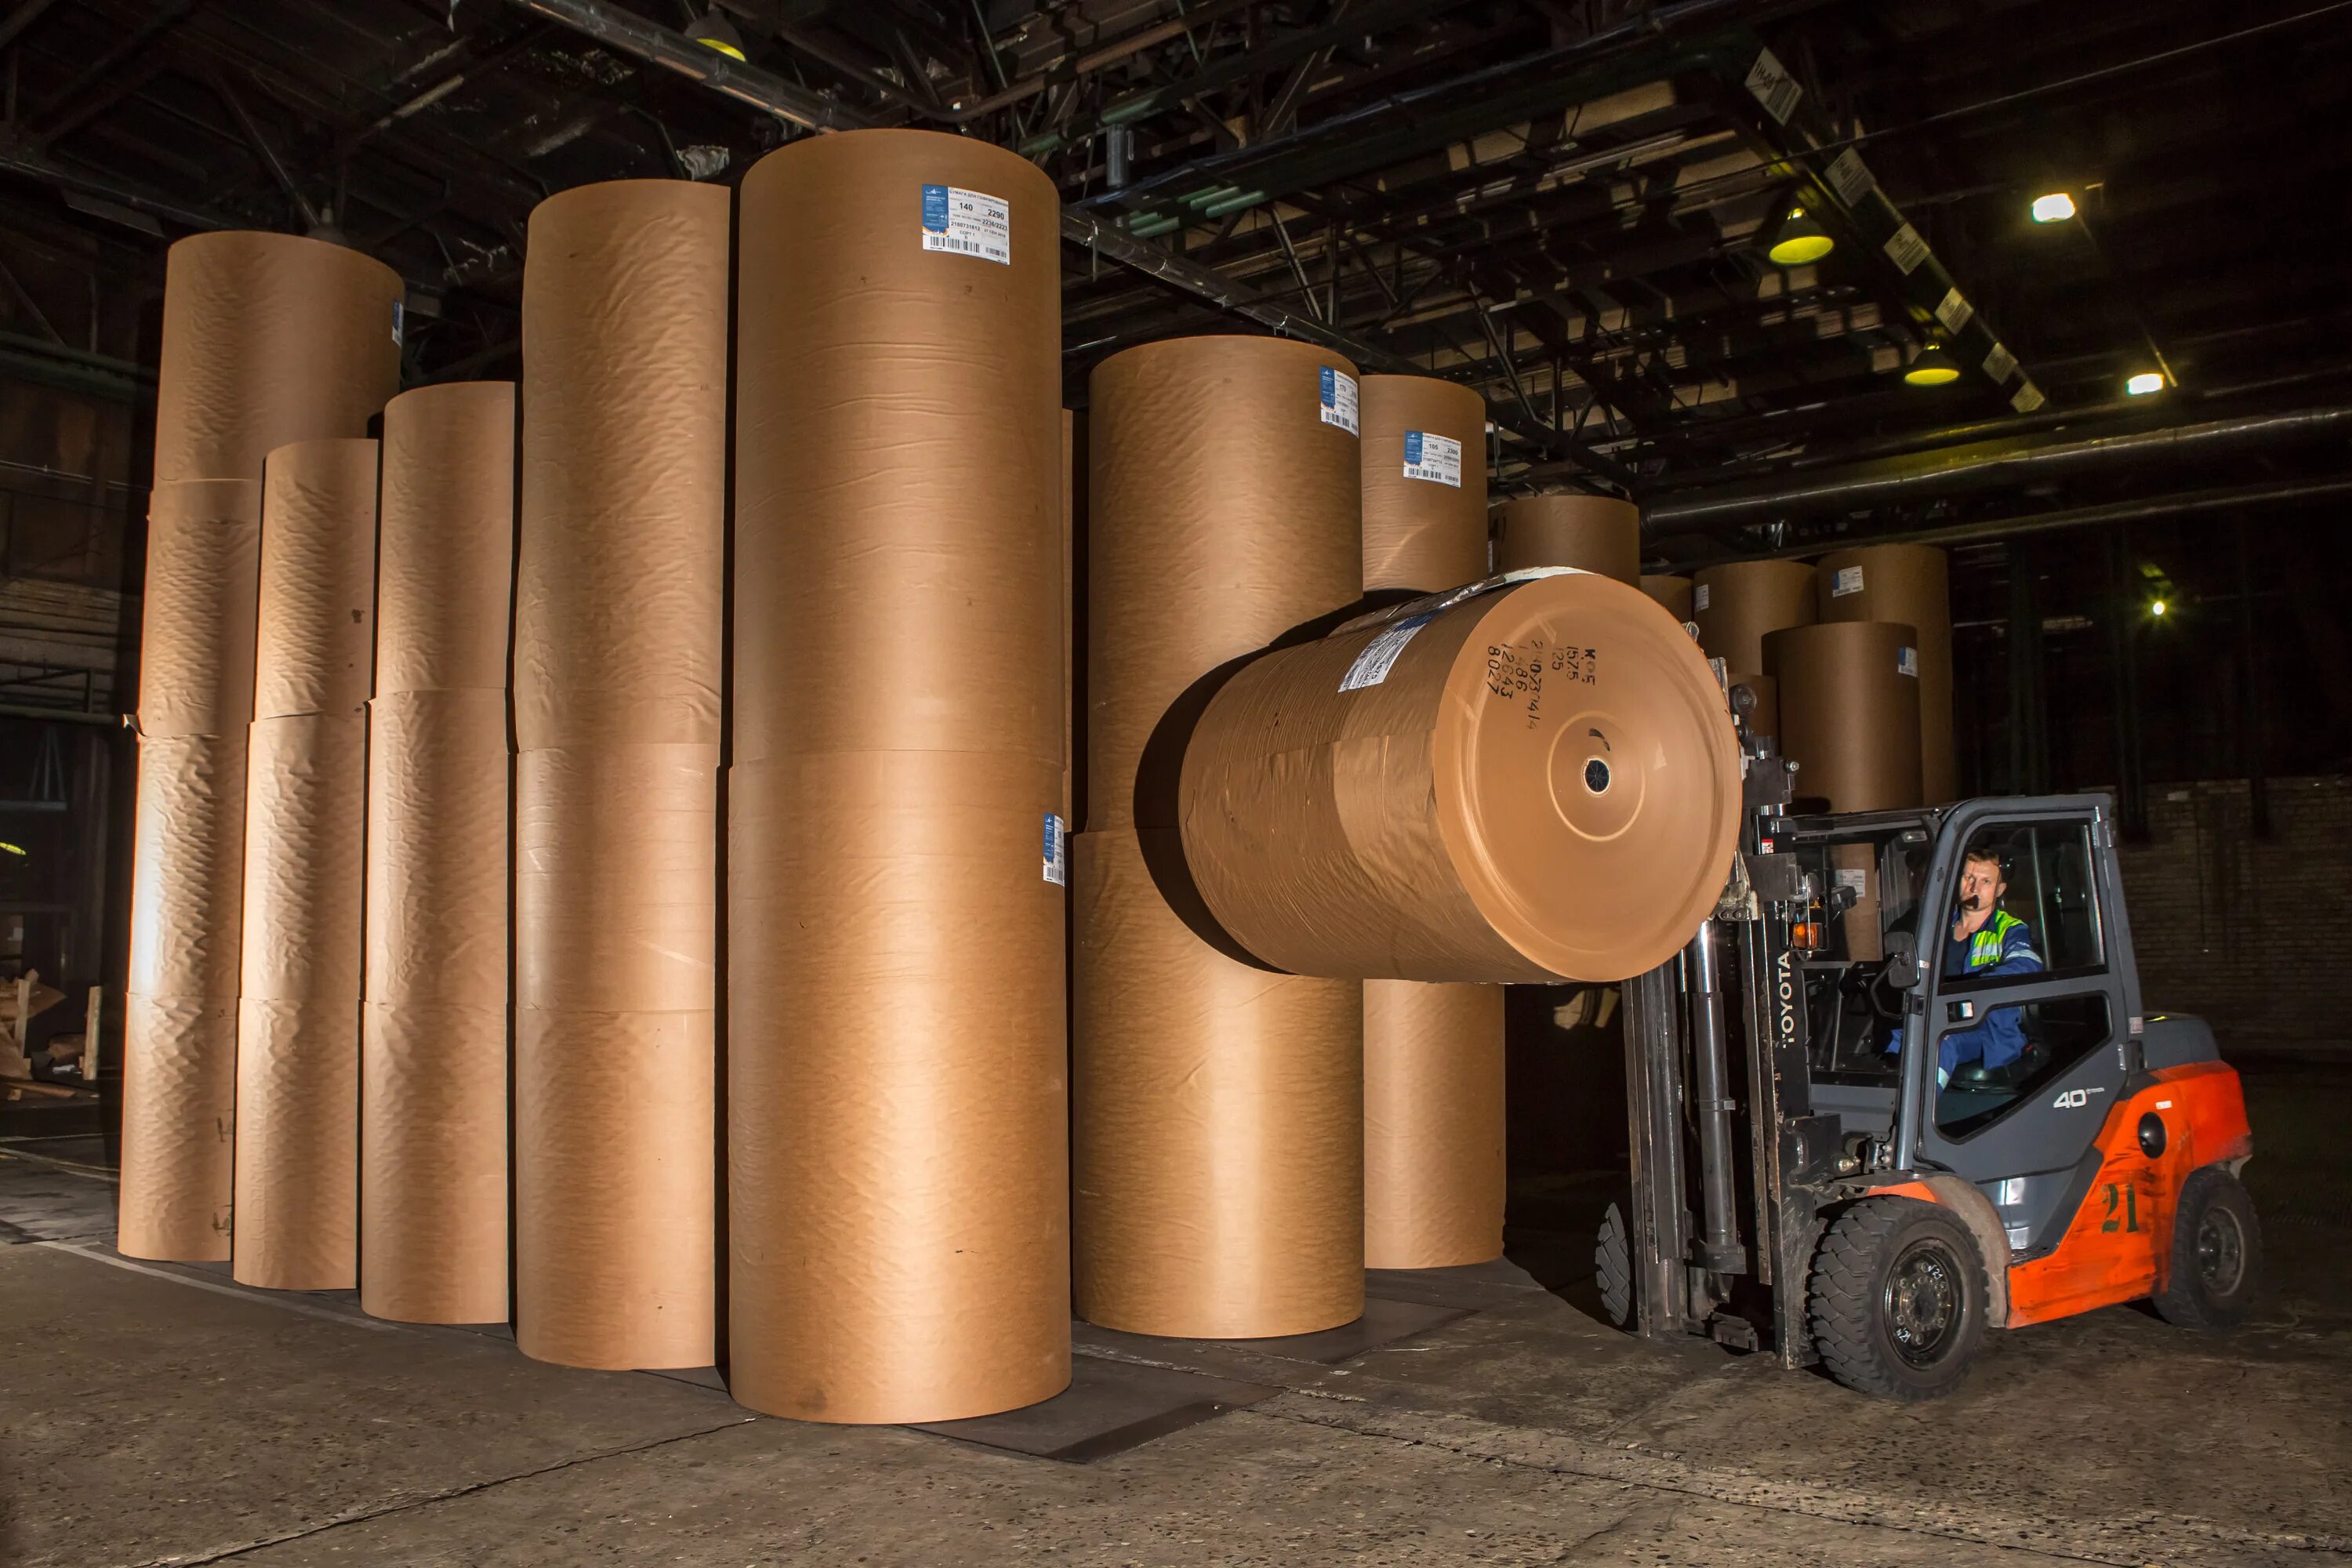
(4, 1054, 2349, 1568)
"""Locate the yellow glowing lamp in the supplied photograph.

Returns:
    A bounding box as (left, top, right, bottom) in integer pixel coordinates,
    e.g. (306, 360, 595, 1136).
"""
(0, 841, 24, 856)
(685, 10, 747, 60)
(1903, 343, 1961, 387)
(2151, 599, 2168, 618)
(2125, 372, 2165, 396)
(1766, 207, 1835, 266)
(2031, 191, 2077, 223)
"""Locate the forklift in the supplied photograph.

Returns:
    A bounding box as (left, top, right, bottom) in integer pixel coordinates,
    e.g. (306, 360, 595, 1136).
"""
(1596, 679, 2261, 1399)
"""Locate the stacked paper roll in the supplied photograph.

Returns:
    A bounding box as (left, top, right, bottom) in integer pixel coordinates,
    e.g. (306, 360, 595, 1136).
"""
(1815, 544, 1955, 803)
(234, 438, 378, 1290)
(1180, 572, 1742, 985)
(1079, 336, 1365, 1339)
(1763, 620, 1924, 813)
(731, 130, 1069, 1421)
(1494, 494, 1640, 582)
(514, 181, 726, 1370)
(1692, 558, 1815, 670)
(362, 383, 514, 1326)
(1642, 574, 1694, 622)
(120, 233, 399, 1262)
(1359, 375, 1503, 1271)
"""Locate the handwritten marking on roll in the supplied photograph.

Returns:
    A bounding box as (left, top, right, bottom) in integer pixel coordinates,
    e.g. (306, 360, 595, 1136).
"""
(1319, 366, 1359, 435)
(919, 183, 1011, 265)
(1401, 429, 1461, 487)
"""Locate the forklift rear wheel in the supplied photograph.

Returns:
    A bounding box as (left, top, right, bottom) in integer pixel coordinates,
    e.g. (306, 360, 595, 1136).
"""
(2152, 1167, 2262, 1331)
(1595, 1200, 1634, 1329)
(1809, 1197, 1989, 1401)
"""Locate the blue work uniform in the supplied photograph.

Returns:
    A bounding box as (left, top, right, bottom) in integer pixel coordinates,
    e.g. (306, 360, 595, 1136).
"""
(1937, 909, 2042, 1075)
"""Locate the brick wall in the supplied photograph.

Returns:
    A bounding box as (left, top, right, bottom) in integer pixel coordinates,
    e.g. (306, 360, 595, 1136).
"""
(2112, 776, 2352, 1050)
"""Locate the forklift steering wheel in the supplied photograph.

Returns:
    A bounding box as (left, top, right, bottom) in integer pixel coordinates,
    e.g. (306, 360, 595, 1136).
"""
(1866, 956, 1909, 1024)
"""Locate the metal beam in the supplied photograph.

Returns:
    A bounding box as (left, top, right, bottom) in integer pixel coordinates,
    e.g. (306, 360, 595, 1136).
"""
(503, 0, 870, 132)
(0, 0, 59, 53)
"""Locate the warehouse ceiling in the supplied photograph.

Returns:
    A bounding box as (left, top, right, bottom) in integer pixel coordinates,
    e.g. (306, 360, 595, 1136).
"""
(0, 0, 2347, 557)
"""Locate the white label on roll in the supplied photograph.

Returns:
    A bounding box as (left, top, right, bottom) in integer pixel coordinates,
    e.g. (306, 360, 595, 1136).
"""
(1319, 366, 1359, 435)
(1897, 645, 1919, 677)
(1835, 867, 1868, 898)
(1339, 613, 1433, 691)
(1694, 583, 1711, 612)
(1043, 813, 1066, 886)
(1832, 564, 1864, 597)
(1401, 430, 1461, 487)
(920, 183, 1011, 264)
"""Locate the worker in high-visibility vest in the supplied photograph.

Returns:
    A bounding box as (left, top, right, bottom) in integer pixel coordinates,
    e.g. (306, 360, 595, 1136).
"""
(1887, 844, 2043, 1085)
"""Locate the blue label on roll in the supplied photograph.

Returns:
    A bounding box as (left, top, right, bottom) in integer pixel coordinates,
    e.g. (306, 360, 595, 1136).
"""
(1403, 430, 1423, 465)
(1319, 365, 1336, 408)
(1043, 813, 1067, 886)
(920, 184, 949, 233)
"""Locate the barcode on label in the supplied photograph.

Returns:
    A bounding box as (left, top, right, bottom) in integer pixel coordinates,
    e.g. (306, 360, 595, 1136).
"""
(920, 183, 1012, 265)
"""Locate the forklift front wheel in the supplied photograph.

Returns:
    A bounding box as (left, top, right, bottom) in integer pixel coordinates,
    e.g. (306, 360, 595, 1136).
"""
(1595, 1200, 1635, 1329)
(1809, 1197, 1990, 1401)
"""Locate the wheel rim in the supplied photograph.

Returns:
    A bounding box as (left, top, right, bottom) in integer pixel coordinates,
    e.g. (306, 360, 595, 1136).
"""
(1882, 1239, 1965, 1368)
(2196, 1203, 2246, 1296)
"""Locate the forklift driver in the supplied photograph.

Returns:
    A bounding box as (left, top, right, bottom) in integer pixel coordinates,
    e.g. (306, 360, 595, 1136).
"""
(1886, 844, 2044, 1085)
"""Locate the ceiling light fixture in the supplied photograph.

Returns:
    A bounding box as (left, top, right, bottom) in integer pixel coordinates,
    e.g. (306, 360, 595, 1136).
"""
(1765, 206, 1834, 266)
(683, 9, 747, 60)
(1903, 343, 1961, 387)
(2150, 599, 2168, 618)
(2031, 191, 2077, 223)
(2125, 371, 2166, 396)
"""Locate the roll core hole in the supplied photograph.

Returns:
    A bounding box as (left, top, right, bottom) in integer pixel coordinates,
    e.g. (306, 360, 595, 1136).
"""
(1584, 757, 1611, 794)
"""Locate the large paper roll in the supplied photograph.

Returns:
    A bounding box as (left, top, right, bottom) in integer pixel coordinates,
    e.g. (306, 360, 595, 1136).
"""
(1085, 336, 1363, 832)
(240, 714, 368, 1004)
(152, 230, 401, 490)
(255, 440, 377, 720)
(733, 129, 1062, 771)
(1359, 372, 1502, 1274)
(1816, 544, 1955, 804)
(1693, 558, 1815, 671)
(116, 993, 237, 1260)
(1360, 376, 1486, 592)
(730, 750, 1069, 1421)
(515, 744, 716, 1014)
(514, 181, 726, 751)
(125, 735, 247, 1002)
(1074, 827, 1363, 1337)
(1181, 572, 1741, 984)
(137, 481, 261, 740)
(1365, 981, 1504, 1269)
(379, 383, 517, 697)
(730, 129, 1067, 1421)
(365, 689, 509, 1009)
(1079, 335, 1363, 1337)
(1764, 620, 1925, 813)
(516, 1006, 715, 1370)
(1641, 573, 1693, 622)
(1494, 494, 1640, 582)
(361, 1001, 509, 1324)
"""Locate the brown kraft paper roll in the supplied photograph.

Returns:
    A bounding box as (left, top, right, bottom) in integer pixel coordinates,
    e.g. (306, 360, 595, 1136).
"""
(363, 1001, 509, 1324)
(517, 1006, 714, 1369)
(1360, 376, 1487, 591)
(137, 481, 262, 740)
(1764, 620, 1924, 814)
(1641, 573, 1693, 622)
(366, 689, 510, 1008)
(733, 129, 1062, 770)
(1816, 544, 1956, 804)
(515, 181, 727, 751)
(1359, 372, 1501, 1272)
(1085, 335, 1363, 830)
(152, 230, 401, 490)
(125, 735, 248, 1003)
(1074, 827, 1363, 1337)
(1181, 572, 1742, 984)
(1079, 333, 1364, 1337)
(255, 439, 378, 720)
(1365, 981, 1504, 1268)
(1726, 671, 1779, 744)
(234, 712, 368, 1290)
(730, 750, 1069, 1421)
(117, 994, 237, 1259)
(1692, 558, 1815, 671)
(379, 382, 517, 697)
(1494, 494, 1640, 582)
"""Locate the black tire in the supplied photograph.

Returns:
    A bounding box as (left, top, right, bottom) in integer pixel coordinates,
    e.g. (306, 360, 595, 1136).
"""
(2153, 1167, 2262, 1330)
(1808, 1197, 1990, 1401)
(1595, 1200, 1634, 1329)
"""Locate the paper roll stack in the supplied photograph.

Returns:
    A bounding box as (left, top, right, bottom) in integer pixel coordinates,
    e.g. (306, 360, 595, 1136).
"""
(1693, 558, 1816, 671)
(1078, 335, 1365, 1338)
(1763, 620, 1925, 813)
(234, 438, 378, 1291)
(362, 383, 515, 1326)
(1493, 493, 1641, 582)
(1359, 374, 1503, 1271)
(120, 233, 399, 1262)
(1816, 543, 1955, 803)
(514, 180, 726, 1370)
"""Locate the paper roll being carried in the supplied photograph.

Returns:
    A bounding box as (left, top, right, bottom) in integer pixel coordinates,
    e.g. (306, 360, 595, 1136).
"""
(1181, 571, 1740, 984)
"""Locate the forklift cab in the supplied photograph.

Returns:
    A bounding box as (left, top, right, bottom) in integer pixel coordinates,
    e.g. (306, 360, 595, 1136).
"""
(1602, 720, 2261, 1401)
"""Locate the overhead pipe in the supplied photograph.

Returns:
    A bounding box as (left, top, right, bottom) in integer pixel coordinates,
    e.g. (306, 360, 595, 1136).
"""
(1645, 405, 2352, 529)
(502, 0, 868, 132)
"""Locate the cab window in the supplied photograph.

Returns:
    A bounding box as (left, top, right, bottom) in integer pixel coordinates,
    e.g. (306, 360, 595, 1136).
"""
(1940, 821, 2105, 991)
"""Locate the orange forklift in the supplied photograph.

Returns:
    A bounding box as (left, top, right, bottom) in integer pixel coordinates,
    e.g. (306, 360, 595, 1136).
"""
(1595, 683, 2261, 1399)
